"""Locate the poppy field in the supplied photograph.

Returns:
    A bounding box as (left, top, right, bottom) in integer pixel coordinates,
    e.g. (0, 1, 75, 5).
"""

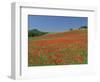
(28, 29, 88, 66)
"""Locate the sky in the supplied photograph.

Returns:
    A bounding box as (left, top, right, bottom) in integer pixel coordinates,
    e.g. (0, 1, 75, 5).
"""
(28, 15, 88, 32)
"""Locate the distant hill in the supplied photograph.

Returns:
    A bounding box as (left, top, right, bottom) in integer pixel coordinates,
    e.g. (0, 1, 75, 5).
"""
(28, 29, 48, 37)
(79, 26, 87, 30)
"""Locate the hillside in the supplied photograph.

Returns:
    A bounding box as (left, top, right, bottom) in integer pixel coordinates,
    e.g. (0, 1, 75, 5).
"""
(28, 29, 48, 37)
(28, 29, 88, 66)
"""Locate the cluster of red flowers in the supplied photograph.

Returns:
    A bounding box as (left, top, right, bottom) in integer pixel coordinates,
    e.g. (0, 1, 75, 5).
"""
(28, 30, 87, 66)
